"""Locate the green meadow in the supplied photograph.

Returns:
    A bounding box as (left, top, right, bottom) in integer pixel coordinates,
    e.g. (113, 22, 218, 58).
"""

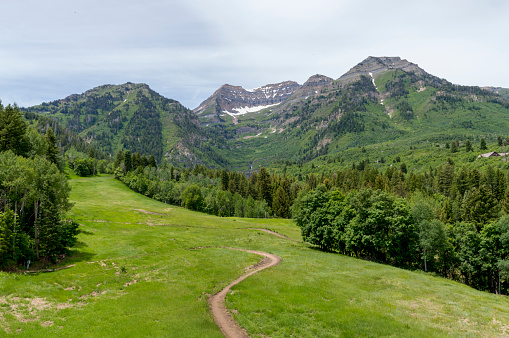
(1, 175, 509, 336)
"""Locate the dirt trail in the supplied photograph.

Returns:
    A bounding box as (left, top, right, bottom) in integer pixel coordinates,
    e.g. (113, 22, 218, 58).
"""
(208, 248, 282, 338)
(248, 228, 296, 241)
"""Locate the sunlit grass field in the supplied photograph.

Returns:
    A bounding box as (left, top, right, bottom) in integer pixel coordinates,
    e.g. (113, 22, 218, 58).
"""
(1, 175, 509, 336)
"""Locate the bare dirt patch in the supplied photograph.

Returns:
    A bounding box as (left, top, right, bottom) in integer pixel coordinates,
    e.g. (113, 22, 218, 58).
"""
(249, 228, 296, 241)
(208, 248, 281, 338)
(0, 295, 78, 327)
(134, 209, 169, 216)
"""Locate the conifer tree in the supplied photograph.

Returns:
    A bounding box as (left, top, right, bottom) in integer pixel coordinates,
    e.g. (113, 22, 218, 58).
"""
(272, 186, 291, 218)
(450, 141, 458, 153)
(257, 167, 272, 206)
(124, 150, 132, 173)
(480, 138, 487, 151)
(465, 139, 473, 152)
(0, 104, 29, 156)
(113, 150, 124, 169)
(44, 127, 63, 171)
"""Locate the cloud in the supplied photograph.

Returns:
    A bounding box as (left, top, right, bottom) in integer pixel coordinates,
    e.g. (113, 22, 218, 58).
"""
(1, 0, 508, 109)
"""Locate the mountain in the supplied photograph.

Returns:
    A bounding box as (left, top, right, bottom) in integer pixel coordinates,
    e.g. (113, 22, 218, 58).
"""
(24, 56, 509, 172)
(24, 83, 226, 166)
(194, 81, 301, 126)
(195, 56, 509, 171)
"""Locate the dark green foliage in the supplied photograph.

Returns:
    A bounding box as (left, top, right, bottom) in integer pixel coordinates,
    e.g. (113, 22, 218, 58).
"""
(121, 98, 163, 160)
(293, 188, 418, 266)
(465, 139, 473, 152)
(0, 104, 29, 156)
(181, 185, 204, 211)
(480, 138, 487, 150)
(124, 150, 132, 173)
(115, 164, 285, 219)
(272, 186, 291, 218)
(257, 167, 272, 206)
(450, 141, 458, 153)
(0, 105, 78, 267)
(73, 158, 96, 176)
(0, 151, 75, 264)
(461, 185, 499, 229)
(396, 100, 413, 121)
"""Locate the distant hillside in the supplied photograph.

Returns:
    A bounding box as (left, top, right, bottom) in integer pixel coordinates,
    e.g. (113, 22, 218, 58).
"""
(24, 57, 509, 171)
(25, 83, 227, 167)
(195, 56, 509, 171)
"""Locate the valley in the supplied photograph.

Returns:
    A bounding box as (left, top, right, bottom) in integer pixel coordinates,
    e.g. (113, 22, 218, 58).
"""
(3, 55, 509, 336)
(1, 175, 508, 336)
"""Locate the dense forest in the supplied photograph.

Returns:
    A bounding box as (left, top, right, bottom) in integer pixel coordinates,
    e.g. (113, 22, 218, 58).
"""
(291, 162, 509, 294)
(0, 103, 79, 269)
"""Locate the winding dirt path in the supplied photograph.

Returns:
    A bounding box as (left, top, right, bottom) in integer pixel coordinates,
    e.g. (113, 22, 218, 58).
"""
(208, 248, 282, 338)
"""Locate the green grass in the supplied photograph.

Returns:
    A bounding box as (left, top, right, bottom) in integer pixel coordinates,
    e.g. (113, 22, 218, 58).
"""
(1, 175, 509, 336)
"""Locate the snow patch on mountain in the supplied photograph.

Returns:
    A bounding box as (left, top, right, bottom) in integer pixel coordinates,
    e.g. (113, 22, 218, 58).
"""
(223, 103, 279, 116)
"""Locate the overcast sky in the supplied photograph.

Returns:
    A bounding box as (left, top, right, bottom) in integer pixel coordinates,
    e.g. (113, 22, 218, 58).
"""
(1, 0, 508, 109)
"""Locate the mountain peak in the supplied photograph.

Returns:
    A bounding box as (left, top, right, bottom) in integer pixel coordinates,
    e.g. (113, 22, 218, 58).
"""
(193, 80, 300, 120)
(338, 56, 427, 83)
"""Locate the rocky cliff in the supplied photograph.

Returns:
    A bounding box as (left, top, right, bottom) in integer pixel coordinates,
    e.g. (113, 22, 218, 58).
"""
(193, 81, 300, 117)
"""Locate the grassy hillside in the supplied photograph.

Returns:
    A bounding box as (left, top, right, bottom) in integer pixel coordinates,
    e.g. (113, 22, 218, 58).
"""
(1, 175, 509, 336)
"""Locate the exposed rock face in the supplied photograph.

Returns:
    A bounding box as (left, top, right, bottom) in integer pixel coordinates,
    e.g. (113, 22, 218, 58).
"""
(193, 81, 300, 116)
(194, 56, 436, 127)
(338, 56, 427, 83)
(292, 74, 334, 98)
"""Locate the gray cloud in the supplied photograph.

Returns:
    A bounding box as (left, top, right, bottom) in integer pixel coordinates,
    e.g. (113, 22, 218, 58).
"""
(1, 0, 508, 109)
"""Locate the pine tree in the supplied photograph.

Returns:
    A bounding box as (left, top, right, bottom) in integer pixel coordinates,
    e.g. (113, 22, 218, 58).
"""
(450, 141, 458, 153)
(113, 150, 124, 169)
(257, 167, 272, 206)
(272, 186, 291, 218)
(148, 155, 157, 168)
(124, 150, 132, 173)
(465, 139, 473, 152)
(480, 138, 487, 151)
(44, 127, 62, 171)
(0, 104, 29, 156)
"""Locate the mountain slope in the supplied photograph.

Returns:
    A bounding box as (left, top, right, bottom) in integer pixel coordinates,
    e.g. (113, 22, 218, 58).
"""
(195, 56, 509, 171)
(194, 81, 301, 126)
(25, 83, 226, 166)
(24, 56, 509, 171)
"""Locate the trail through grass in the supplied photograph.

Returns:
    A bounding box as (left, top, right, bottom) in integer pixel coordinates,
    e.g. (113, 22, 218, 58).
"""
(1, 175, 509, 336)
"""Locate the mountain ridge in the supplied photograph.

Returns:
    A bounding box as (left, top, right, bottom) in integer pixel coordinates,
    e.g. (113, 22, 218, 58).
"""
(23, 56, 509, 171)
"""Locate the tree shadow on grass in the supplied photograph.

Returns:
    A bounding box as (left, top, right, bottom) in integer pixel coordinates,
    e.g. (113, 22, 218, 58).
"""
(66, 249, 96, 264)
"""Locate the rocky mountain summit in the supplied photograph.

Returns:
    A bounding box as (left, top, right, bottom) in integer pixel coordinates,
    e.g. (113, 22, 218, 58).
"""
(193, 81, 300, 116)
(193, 57, 433, 126)
(338, 56, 428, 84)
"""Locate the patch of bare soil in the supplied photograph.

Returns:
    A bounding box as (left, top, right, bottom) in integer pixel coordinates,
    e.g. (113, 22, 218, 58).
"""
(249, 228, 296, 241)
(134, 209, 169, 216)
(208, 248, 281, 338)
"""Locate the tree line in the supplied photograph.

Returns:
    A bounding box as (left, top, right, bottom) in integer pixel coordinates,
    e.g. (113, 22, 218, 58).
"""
(0, 103, 78, 269)
(292, 161, 509, 294)
(112, 150, 300, 218)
